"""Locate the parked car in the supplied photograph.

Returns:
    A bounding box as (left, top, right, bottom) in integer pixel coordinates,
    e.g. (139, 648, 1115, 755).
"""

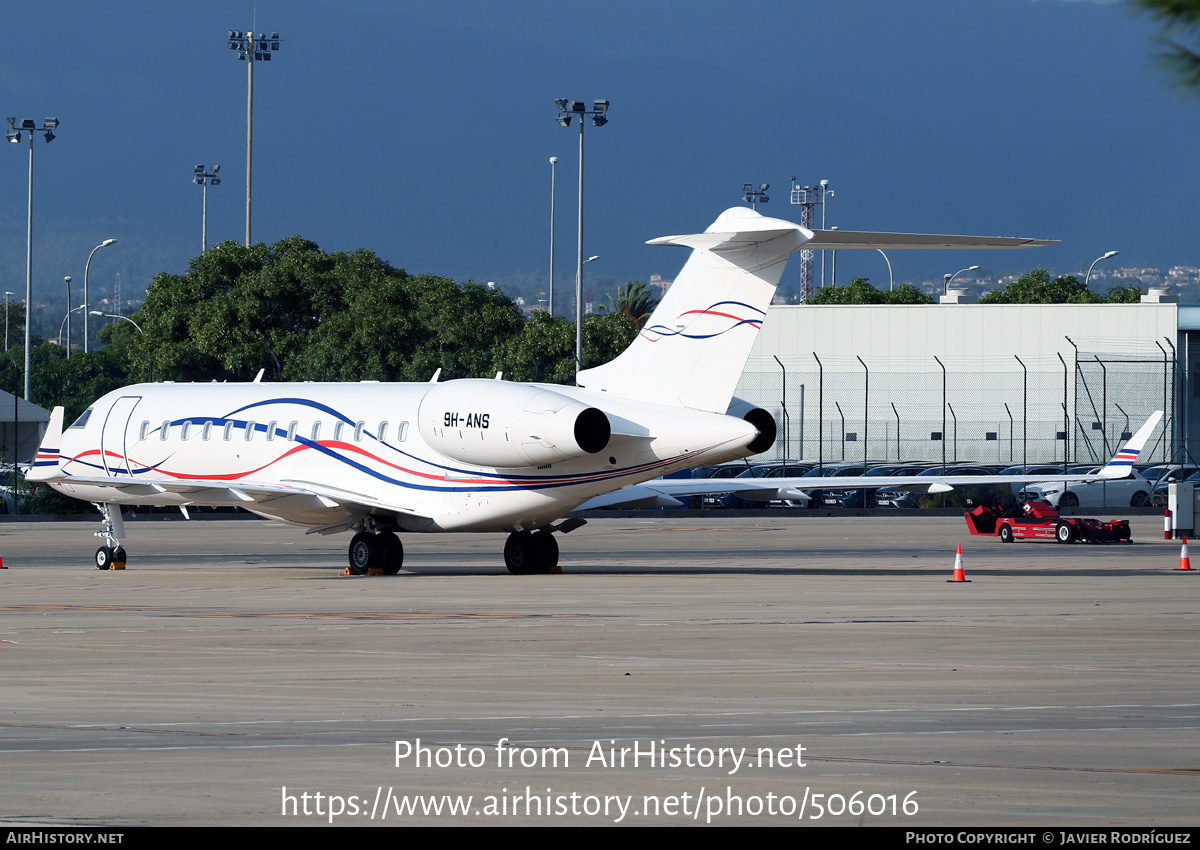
(1148, 468, 1200, 508)
(821, 465, 926, 508)
(1019, 468, 1151, 508)
(875, 465, 998, 509)
(995, 465, 1074, 498)
(793, 464, 868, 509)
(707, 463, 814, 509)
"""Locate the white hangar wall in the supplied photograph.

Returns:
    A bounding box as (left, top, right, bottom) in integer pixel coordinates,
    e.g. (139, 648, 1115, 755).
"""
(736, 303, 1182, 467)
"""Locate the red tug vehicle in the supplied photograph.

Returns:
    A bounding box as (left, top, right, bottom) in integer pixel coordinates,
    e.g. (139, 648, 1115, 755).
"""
(964, 500, 1132, 544)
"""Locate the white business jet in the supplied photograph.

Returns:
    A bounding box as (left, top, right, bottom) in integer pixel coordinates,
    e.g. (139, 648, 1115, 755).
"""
(27, 207, 1154, 574)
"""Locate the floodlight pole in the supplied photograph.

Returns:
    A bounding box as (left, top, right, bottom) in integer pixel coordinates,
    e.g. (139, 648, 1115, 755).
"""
(549, 156, 557, 317)
(246, 39, 253, 246)
(23, 130, 33, 398)
(555, 99, 609, 376)
(228, 28, 282, 247)
(7, 117, 57, 399)
(742, 182, 769, 210)
(576, 118, 584, 371)
(83, 239, 117, 354)
(193, 165, 221, 252)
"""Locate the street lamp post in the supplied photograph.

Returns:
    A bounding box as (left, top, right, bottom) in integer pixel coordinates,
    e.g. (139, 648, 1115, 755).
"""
(193, 165, 221, 252)
(3, 292, 13, 352)
(59, 305, 86, 350)
(1085, 250, 1119, 289)
(819, 179, 833, 286)
(876, 249, 894, 292)
(554, 98, 609, 375)
(944, 264, 980, 297)
(549, 156, 557, 317)
(227, 28, 282, 247)
(83, 239, 118, 354)
(583, 255, 599, 319)
(6, 116, 58, 400)
(90, 311, 143, 334)
(64, 276, 72, 358)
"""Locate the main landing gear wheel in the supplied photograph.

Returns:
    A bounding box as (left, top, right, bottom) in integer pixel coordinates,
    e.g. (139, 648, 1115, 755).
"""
(347, 531, 381, 575)
(504, 530, 559, 575)
(377, 531, 404, 575)
(998, 524, 1014, 543)
(346, 530, 404, 575)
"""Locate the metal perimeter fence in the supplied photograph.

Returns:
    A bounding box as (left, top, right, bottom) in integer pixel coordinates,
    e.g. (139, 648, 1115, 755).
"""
(735, 339, 1177, 469)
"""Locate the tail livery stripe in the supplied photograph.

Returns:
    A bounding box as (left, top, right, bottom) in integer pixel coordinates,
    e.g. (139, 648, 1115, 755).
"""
(1098, 411, 1163, 479)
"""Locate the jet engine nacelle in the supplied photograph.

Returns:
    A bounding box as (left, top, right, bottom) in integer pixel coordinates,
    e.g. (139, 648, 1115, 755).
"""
(418, 380, 611, 468)
(726, 397, 776, 455)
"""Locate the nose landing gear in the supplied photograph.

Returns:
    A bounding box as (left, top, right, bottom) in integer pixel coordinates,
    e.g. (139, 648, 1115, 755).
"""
(92, 503, 127, 570)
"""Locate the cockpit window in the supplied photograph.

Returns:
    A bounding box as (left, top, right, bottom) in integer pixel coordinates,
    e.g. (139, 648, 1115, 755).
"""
(69, 409, 92, 429)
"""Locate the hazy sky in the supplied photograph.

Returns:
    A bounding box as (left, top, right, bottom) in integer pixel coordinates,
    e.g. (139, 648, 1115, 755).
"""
(0, 0, 1194, 312)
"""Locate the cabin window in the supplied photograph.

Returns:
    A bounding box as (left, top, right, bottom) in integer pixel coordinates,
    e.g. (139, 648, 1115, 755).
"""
(398, 421, 409, 442)
(378, 421, 388, 442)
(333, 421, 345, 441)
(245, 421, 255, 441)
(139, 421, 149, 441)
(311, 422, 322, 441)
(160, 421, 170, 441)
(266, 420, 277, 441)
(286, 421, 298, 442)
(203, 421, 214, 441)
(223, 421, 234, 441)
(181, 422, 192, 441)
(354, 421, 365, 442)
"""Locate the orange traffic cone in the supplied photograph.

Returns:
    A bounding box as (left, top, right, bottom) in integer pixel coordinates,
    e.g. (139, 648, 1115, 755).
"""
(1180, 537, 1192, 571)
(947, 544, 970, 582)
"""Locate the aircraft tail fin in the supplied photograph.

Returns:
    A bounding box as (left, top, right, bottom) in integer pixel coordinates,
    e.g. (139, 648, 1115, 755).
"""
(1097, 411, 1164, 479)
(26, 406, 65, 482)
(576, 207, 808, 412)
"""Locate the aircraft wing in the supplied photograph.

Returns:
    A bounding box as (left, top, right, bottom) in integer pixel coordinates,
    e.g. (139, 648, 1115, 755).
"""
(47, 474, 435, 534)
(581, 412, 1162, 509)
(574, 479, 815, 511)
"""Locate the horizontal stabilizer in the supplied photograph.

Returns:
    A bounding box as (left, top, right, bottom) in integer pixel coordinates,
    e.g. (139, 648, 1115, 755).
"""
(802, 230, 1058, 251)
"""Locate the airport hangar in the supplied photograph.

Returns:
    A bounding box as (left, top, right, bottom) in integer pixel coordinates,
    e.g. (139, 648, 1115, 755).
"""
(733, 291, 1200, 470)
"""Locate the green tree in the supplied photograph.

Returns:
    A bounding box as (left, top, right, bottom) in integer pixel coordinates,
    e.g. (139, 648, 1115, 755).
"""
(805, 277, 934, 305)
(1102, 283, 1146, 303)
(979, 269, 1102, 304)
(127, 237, 638, 390)
(1132, 0, 1200, 94)
(598, 280, 660, 327)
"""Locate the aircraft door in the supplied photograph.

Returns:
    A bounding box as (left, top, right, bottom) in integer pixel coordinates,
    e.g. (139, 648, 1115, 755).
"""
(100, 396, 141, 477)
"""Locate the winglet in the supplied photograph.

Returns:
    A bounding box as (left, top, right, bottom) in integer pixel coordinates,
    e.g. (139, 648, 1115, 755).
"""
(1098, 411, 1164, 479)
(25, 406, 64, 482)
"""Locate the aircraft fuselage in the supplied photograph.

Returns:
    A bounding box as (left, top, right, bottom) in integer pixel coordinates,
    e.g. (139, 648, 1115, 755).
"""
(50, 380, 759, 534)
